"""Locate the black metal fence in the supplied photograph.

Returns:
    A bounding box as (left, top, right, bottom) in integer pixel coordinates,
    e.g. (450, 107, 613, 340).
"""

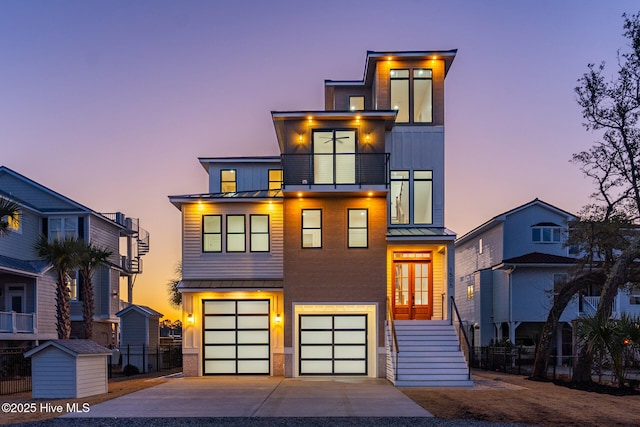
(470, 346, 537, 375)
(109, 343, 182, 377)
(0, 348, 32, 395)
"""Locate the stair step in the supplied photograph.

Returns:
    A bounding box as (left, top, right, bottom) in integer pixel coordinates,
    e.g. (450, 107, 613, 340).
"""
(397, 367, 470, 375)
(398, 355, 468, 363)
(394, 320, 451, 326)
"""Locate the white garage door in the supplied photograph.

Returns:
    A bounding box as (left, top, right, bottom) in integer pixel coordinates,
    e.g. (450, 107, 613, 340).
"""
(299, 314, 367, 375)
(203, 300, 270, 375)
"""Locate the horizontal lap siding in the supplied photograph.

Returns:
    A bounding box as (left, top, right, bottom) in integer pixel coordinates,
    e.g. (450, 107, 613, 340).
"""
(76, 357, 107, 397)
(31, 349, 76, 398)
(121, 312, 147, 344)
(37, 274, 57, 336)
(0, 210, 41, 260)
(182, 202, 283, 279)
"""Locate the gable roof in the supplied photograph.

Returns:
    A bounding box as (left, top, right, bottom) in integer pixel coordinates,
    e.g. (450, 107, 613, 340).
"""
(116, 304, 163, 318)
(0, 166, 127, 230)
(456, 198, 575, 245)
(24, 339, 112, 358)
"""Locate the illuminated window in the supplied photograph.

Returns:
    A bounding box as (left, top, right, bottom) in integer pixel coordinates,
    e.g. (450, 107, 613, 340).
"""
(313, 130, 356, 184)
(250, 215, 269, 252)
(390, 68, 433, 124)
(390, 69, 409, 122)
(348, 209, 368, 248)
(226, 215, 245, 252)
(220, 169, 236, 193)
(302, 209, 321, 248)
(413, 69, 433, 123)
(390, 171, 409, 224)
(2, 212, 20, 234)
(413, 171, 433, 224)
(349, 96, 364, 111)
(66, 272, 79, 301)
(467, 284, 474, 300)
(203, 215, 222, 252)
(268, 169, 282, 191)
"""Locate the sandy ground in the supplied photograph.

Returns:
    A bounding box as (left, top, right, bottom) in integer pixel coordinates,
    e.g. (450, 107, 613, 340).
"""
(402, 370, 640, 427)
(1, 369, 639, 426)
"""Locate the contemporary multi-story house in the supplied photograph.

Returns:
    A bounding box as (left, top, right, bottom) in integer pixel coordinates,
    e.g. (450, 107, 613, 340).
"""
(171, 50, 471, 385)
(0, 166, 150, 348)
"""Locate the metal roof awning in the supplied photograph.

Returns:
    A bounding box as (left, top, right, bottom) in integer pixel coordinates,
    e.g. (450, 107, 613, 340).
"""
(178, 279, 283, 292)
(386, 227, 456, 241)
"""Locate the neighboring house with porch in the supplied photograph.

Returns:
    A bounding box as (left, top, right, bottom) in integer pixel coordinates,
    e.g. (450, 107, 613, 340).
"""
(454, 199, 578, 360)
(0, 166, 150, 348)
(171, 50, 471, 386)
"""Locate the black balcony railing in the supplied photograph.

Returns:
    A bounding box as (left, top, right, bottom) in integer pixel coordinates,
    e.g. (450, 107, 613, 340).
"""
(281, 153, 390, 188)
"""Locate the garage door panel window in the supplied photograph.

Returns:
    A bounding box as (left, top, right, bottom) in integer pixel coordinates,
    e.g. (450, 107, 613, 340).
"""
(203, 300, 270, 375)
(299, 314, 368, 375)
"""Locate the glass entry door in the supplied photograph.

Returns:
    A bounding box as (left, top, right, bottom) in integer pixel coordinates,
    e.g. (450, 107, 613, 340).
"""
(393, 261, 432, 320)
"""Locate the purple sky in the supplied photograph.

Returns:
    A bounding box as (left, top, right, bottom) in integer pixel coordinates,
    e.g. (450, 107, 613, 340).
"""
(2, 0, 637, 320)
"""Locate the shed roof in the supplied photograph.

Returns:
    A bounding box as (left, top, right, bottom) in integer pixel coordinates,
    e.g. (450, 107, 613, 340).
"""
(24, 339, 112, 358)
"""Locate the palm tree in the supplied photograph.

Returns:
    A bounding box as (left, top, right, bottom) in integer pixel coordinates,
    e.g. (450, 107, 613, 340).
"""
(34, 236, 79, 339)
(577, 314, 625, 387)
(76, 241, 112, 339)
(0, 196, 20, 237)
(167, 262, 182, 308)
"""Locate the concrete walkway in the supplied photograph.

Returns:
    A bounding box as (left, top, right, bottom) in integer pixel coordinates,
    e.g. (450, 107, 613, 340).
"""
(63, 376, 432, 418)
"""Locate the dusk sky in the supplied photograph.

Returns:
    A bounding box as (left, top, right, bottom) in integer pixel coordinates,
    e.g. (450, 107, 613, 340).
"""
(2, 0, 638, 320)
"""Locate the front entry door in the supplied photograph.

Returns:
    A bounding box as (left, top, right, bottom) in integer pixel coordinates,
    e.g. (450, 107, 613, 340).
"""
(393, 261, 432, 320)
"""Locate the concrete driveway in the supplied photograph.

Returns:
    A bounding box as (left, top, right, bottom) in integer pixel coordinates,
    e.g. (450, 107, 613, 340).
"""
(63, 376, 432, 418)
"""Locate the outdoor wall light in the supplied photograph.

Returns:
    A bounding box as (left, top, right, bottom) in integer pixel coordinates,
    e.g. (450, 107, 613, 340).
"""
(365, 133, 371, 143)
(275, 313, 282, 323)
(187, 313, 194, 324)
(297, 134, 304, 144)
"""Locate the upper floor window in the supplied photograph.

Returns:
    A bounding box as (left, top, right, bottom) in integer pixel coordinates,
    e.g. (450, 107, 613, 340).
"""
(250, 215, 270, 252)
(220, 169, 236, 193)
(66, 272, 79, 301)
(302, 209, 322, 248)
(268, 169, 283, 191)
(390, 171, 409, 224)
(349, 96, 364, 111)
(203, 215, 222, 252)
(467, 284, 474, 300)
(313, 130, 356, 184)
(413, 171, 433, 224)
(390, 68, 432, 124)
(629, 286, 640, 305)
(226, 215, 245, 252)
(49, 217, 78, 241)
(532, 223, 561, 243)
(2, 212, 21, 234)
(348, 209, 368, 248)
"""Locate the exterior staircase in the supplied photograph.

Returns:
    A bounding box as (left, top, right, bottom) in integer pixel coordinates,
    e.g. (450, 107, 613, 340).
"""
(388, 320, 473, 387)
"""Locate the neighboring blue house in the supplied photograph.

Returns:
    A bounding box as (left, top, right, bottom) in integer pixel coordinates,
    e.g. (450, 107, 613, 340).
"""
(454, 199, 577, 360)
(0, 166, 150, 348)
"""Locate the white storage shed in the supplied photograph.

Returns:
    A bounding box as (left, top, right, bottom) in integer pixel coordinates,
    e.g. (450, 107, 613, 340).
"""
(24, 339, 111, 398)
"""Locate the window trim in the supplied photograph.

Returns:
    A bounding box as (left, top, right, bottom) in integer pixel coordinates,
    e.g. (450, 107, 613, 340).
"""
(48, 216, 78, 241)
(301, 209, 322, 249)
(312, 129, 358, 185)
(347, 208, 368, 249)
(250, 214, 270, 253)
(390, 170, 409, 225)
(2, 211, 21, 234)
(531, 225, 561, 243)
(202, 215, 223, 253)
(226, 215, 246, 253)
(220, 169, 237, 193)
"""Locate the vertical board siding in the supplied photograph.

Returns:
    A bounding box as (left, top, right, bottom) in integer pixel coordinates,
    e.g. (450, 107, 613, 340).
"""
(207, 162, 281, 194)
(182, 202, 283, 279)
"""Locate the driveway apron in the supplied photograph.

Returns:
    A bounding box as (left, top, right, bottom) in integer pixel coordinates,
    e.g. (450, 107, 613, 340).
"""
(63, 376, 432, 418)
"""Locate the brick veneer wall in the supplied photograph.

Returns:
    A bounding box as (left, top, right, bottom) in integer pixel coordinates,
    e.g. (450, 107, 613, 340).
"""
(283, 195, 387, 348)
